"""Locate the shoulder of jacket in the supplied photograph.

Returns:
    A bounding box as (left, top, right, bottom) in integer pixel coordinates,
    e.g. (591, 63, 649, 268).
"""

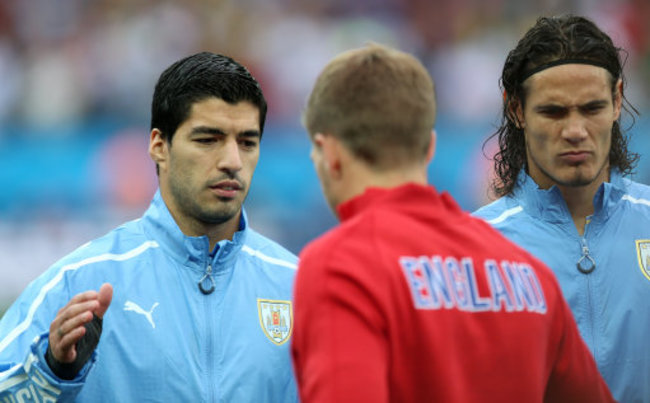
(619, 178, 650, 210)
(52, 219, 154, 270)
(621, 177, 650, 196)
(472, 196, 519, 218)
(240, 228, 298, 271)
(298, 216, 377, 272)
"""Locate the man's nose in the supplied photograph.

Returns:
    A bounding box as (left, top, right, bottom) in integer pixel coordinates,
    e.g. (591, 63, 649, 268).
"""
(217, 139, 243, 172)
(561, 112, 589, 143)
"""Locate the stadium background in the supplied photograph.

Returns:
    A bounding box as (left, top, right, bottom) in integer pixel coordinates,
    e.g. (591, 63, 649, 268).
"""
(1, 0, 649, 316)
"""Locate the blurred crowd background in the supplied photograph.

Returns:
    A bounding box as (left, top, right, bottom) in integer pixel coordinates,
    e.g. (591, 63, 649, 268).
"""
(1, 0, 649, 312)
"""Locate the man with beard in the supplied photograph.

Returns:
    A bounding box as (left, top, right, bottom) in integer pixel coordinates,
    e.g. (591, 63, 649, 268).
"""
(0, 52, 298, 402)
(474, 15, 650, 402)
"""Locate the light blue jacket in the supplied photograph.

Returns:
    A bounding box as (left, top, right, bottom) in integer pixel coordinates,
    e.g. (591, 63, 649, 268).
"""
(474, 170, 650, 403)
(0, 190, 299, 402)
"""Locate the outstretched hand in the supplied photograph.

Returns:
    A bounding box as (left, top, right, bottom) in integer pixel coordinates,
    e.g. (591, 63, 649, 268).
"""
(48, 283, 113, 364)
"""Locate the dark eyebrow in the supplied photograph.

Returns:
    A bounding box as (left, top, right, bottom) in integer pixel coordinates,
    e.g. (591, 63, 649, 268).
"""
(581, 100, 609, 108)
(190, 126, 260, 138)
(533, 104, 566, 113)
(190, 126, 225, 136)
(533, 99, 609, 113)
(239, 130, 261, 139)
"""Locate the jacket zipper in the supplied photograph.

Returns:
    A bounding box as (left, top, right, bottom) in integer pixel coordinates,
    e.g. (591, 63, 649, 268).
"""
(199, 264, 215, 294)
(204, 262, 217, 402)
(579, 220, 598, 361)
(576, 238, 596, 274)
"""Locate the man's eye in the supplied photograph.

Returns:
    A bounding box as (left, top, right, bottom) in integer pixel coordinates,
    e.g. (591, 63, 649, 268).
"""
(195, 138, 215, 144)
(240, 140, 258, 148)
(583, 105, 604, 115)
(540, 108, 565, 117)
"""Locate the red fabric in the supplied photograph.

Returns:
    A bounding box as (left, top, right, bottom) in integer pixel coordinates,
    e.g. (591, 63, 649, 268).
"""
(292, 183, 614, 403)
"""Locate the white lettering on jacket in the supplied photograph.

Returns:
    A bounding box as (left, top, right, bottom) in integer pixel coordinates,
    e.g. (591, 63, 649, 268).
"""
(400, 256, 547, 314)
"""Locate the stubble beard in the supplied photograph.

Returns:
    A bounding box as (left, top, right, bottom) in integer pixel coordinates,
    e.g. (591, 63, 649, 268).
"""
(525, 136, 611, 189)
(170, 176, 245, 227)
(534, 156, 609, 188)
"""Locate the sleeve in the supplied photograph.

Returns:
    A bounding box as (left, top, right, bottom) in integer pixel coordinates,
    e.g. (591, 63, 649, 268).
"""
(291, 242, 388, 403)
(0, 270, 93, 401)
(543, 279, 615, 403)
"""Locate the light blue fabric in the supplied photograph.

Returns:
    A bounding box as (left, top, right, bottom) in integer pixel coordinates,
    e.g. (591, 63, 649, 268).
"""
(0, 190, 298, 402)
(474, 170, 650, 403)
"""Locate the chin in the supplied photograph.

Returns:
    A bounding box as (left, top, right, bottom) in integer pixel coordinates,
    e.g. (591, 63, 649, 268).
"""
(556, 171, 599, 188)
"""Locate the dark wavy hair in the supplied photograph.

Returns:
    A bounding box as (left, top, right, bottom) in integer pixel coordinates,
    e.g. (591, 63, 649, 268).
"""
(487, 15, 639, 197)
(151, 52, 267, 143)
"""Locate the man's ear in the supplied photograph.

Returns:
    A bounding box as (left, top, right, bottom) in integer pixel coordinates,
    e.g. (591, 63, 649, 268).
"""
(426, 130, 436, 163)
(149, 129, 168, 172)
(314, 133, 343, 179)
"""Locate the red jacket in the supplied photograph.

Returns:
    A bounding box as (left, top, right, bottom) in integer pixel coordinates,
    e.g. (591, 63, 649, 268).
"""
(292, 183, 613, 403)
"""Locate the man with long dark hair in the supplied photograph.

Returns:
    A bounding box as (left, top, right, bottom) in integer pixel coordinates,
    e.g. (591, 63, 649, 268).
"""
(474, 15, 650, 402)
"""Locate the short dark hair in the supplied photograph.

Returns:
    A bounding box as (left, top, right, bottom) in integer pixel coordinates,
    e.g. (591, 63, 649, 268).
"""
(151, 52, 267, 143)
(488, 15, 639, 197)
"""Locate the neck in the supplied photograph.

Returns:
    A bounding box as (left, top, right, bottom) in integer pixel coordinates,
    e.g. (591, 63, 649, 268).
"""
(176, 213, 240, 251)
(204, 219, 240, 251)
(339, 163, 428, 207)
(556, 174, 607, 236)
(558, 186, 595, 235)
(160, 188, 240, 251)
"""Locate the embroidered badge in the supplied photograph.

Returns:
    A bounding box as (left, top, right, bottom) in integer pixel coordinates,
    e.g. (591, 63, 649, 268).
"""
(257, 299, 293, 345)
(636, 240, 650, 281)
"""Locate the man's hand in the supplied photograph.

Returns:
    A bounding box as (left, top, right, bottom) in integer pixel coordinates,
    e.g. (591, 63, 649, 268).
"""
(46, 283, 113, 379)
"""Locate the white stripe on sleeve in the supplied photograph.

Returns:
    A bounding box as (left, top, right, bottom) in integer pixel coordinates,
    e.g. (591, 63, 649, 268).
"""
(0, 241, 159, 354)
(622, 194, 650, 207)
(241, 245, 297, 270)
(487, 206, 524, 225)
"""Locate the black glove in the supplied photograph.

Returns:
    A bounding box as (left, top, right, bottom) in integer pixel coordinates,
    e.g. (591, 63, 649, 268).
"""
(45, 314, 103, 380)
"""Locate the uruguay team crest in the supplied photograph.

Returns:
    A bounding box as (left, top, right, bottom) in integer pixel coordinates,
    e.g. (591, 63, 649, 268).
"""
(257, 299, 293, 345)
(636, 240, 650, 281)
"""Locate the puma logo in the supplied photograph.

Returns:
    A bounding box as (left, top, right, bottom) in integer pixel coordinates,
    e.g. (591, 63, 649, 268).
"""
(124, 301, 159, 329)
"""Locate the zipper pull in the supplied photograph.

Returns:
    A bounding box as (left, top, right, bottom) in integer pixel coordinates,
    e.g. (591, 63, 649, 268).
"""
(576, 239, 596, 274)
(198, 264, 215, 295)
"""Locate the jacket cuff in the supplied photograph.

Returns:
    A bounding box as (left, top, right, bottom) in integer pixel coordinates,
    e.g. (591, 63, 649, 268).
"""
(34, 333, 97, 384)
